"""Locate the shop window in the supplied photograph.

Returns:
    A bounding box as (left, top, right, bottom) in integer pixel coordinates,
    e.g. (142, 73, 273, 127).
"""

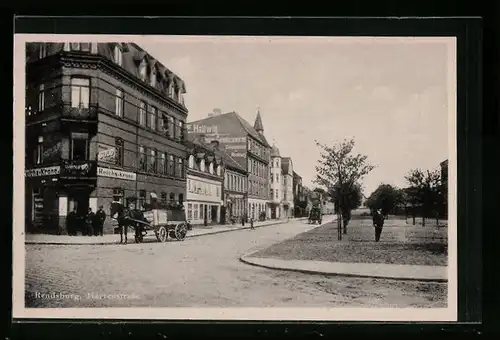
(115, 137, 124, 166)
(112, 188, 124, 203)
(70, 133, 89, 161)
(139, 101, 146, 126)
(70, 77, 90, 109)
(138, 145, 146, 171)
(138, 190, 146, 210)
(115, 88, 124, 117)
(38, 84, 45, 112)
(113, 45, 123, 67)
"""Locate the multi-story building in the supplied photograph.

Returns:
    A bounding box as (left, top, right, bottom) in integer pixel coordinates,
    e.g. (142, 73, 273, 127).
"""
(185, 136, 224, 226)
(25, 42, 188, 234)
(269, 144, 295, 218)
(186, 109, 271, 220)
(292, 171, 308, 217)
(223, 154, 247, 223)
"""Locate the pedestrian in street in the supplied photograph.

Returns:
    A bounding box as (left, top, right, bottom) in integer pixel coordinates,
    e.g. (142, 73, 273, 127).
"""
(66, 207, 78, 236)
(373, 209, 385, 242)
(94, 205, 106, 236)
(85, 208, 95, 236)
(250, 217, 255, 230)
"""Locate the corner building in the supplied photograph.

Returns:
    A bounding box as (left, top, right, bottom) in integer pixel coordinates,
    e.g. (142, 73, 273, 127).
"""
(25, 42, 188, 234)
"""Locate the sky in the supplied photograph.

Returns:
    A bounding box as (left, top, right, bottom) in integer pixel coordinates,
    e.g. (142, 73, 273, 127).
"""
(139, 36, 454, 196)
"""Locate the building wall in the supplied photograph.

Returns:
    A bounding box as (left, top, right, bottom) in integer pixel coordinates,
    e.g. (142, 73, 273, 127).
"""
(185, 173, 222, 225)
(224, 168, 247, 219)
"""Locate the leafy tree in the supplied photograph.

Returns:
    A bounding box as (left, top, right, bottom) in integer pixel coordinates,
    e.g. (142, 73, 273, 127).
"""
(314, 138, 375, 236)
(365, 184, 404, 215)
(404, 168, 443, 226)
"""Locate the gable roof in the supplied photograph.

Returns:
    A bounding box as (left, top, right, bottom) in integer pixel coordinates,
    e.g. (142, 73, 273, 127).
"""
(188, 111, 271, 148)
(186, 133, 246, 173)
(281, 157, 292, 174)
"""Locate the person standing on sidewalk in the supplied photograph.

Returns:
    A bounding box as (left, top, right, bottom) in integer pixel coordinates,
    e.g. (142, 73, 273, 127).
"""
(94, 205, 106, 236)
(66, 207, 78, 236)
(373, 209, 385, 242)
(85, 208, 95, 236)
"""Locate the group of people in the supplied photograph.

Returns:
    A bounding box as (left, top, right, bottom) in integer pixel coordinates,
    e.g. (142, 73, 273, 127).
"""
(66, 206, 107, 236)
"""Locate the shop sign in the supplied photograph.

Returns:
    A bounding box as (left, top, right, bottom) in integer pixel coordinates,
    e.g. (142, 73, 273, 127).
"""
(61, 161, 97, 178)
(25, 166, 61, 178)
(97, 167, 137, 181)
(97, 147, 116, 163)
(230, 152, 246, 158)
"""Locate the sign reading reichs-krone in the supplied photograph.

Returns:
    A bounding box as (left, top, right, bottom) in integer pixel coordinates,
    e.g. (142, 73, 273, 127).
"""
(25, 166, 61, 178)
(97, 167, 136, 181)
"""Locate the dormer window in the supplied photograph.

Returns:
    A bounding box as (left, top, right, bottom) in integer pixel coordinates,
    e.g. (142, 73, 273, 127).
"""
(209, 162, 214, 174)
(188, 155, 194, 169)
(150, 68, 157, 87)
(139, 60, 147, 81)
(113, 45, 123, 67)
(200, 159, 205, 172)
(216, 165, 221, 176)
(179, 92, 185, 105)
(168, 82, 174, 98)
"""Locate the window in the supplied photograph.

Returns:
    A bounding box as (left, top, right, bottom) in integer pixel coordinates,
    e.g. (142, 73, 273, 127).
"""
(159, 152, 166, 174)
(70, 78, 90, 109)
(193, 204, 199, 219)
(39, 44, 47, 59)
(150, 68, 157, 87)
(67, 43, 90, 52)
(149, 106, 157, 130)
(115, 137, 124, 166)
(177, 158, 184, 178)
(276, 174, 279, 182)
(217, 165, 221, 176)
(112, 188, 124, 203)
(34, 136, 43, 165)
(138, 145, 146, 171)
(138, 190, 146, 210)
(270, 188, 274, 199)
(168, 116, 175, 139)
(209, 162, 214, 174)
(179, 93, 185, 105)
(175, 120, 182, 141)
(139, 101, 146, 126)
(115, 88, 124, 117)
(178, 193, 184, 205)
(168, 155, 174, 176)
(70, 133, 89, 161)
(113, 45, 123, 66)
(158, 111, 164, 132)
(38, 84, 45, 112)
(188, 155, 194, 169)
(187, 203, 193, 219)
(149, 149, 156, 172)
(200, 159, 205, 172)
(276, 189, 279, 199)
(169, 193, 175, 204)
(161, 192, 168, 204)
(91, 43, 98, 54)
(139, 60, 147, 81)
(168, 83, 174, 98)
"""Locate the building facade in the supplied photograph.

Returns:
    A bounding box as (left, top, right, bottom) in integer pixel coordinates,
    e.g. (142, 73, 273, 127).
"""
(185, 137, 224, 225)
(293, 171, 308, 217)
(223, 155, 247, 223)
(281, 157, 294, 217)
(25, 42, 188, 234)
(269, 144, 295, 219)
(186, 110, 271, 221)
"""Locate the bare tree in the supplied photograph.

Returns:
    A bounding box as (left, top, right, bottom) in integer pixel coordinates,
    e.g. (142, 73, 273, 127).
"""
(314, 138, 375, 238)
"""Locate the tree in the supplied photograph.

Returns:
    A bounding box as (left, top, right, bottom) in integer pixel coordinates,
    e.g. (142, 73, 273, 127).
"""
(314, 138, 375, 237)
(404, 168, 443, 226)
(365, 184, 404, 215)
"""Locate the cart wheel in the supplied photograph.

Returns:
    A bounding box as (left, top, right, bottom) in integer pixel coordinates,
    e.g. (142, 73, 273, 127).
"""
(157, 226, 168, 243)
(174, 222, 188, 241)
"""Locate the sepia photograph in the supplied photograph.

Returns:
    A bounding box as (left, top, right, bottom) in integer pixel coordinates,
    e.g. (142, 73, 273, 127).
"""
(13, 34, 457, 321)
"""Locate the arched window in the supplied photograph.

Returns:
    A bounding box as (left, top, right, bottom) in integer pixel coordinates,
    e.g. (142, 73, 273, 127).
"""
(113, 45, 123, 66)
(209, 162, 214, 174)
(139, 59, 147, 81)
(168, 82, 175, 98)
(188, 155, 194, 169)
(200, 159, 205, 172)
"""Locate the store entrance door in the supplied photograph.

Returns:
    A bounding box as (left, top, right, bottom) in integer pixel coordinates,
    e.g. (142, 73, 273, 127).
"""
(69, 189, 90, 234)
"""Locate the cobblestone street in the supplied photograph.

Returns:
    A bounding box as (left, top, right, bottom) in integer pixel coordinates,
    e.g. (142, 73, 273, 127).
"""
(25, 219, 446, 308)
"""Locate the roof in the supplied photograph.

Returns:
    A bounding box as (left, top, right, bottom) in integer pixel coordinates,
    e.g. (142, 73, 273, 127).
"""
(293, 171, 301, 179)
(186, 134, 246, 173)
(281, 157, 292, 174)
(254, 111, 264, 132)
(271, 144, 280, 157)
(189, 111, 271, 148)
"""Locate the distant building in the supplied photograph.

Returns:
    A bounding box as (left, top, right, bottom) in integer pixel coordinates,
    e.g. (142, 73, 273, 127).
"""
(269, 144, 295, 218)
(186, 110, 271, 220)
(25, 42, 188, 234)
(293, 171, 308, 217)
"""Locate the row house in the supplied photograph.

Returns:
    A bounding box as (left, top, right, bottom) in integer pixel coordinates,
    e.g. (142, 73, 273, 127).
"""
(269, 144, 295, 218)
(25, 42, 188, 234)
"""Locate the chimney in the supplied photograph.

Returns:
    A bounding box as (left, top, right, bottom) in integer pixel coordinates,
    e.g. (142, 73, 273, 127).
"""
(210, 140, 220, 150)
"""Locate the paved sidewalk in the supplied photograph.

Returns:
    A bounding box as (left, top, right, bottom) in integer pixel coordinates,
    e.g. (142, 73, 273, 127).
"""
(24, 217, 309, 245)
(240, 256, 447, 282)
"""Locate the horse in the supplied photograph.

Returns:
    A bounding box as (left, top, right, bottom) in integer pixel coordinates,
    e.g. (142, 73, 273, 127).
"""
(110, 202, 147, 244)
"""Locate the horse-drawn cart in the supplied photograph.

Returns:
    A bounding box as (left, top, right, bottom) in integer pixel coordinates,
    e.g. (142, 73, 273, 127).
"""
(131, 207, 189, 243)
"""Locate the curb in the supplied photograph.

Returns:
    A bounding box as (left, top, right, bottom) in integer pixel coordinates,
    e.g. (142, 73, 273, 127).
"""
(25, 217, 310, 246)
(238, 256, 447, 283)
